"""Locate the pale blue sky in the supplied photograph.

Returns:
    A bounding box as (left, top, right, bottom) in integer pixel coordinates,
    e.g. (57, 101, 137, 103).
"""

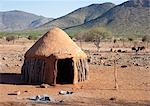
(0, 0, 127, 18)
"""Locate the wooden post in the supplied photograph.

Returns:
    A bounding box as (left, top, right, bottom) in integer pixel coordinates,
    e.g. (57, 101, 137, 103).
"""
(114, 59, 118, 90)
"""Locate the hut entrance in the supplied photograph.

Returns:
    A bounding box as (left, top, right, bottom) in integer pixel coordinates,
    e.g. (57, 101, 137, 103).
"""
(56, 58, 74, 84)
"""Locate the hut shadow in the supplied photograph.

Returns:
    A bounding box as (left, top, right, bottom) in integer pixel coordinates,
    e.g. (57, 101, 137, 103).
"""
(0, 73, 25, 85)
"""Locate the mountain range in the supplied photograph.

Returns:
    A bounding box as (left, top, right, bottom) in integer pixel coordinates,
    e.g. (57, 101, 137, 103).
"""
(65, 0, 150, 36)
(39, 3, 115, 30)
(0, 10, 53, 31)
(0, 0, 149, 37)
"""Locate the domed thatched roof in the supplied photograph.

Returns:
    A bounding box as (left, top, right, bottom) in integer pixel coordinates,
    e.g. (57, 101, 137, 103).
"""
(25, 27, 86, 59)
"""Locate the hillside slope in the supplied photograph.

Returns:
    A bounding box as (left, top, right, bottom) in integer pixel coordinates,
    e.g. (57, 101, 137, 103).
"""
(0, 10, 53, 31)
(39, 3, 115, 29)
(66, 0, 150, 36)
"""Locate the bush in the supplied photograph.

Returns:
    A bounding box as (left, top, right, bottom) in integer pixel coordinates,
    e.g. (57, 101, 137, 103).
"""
(113, 39, 117, 43)
(6, 36, 16, 42)
(0, 36, 3, 39)
(86, 27, 111, 41)
(142, 35, 150, 42)
(141, 35, 150, 48)
(75, 27, 112, 51)
(128, 37, 133, 42)
(27, 35, 38, 40)
(75, 27, 112, 42)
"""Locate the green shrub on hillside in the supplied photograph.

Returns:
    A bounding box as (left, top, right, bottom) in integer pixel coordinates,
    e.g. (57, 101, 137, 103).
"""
(75, 27, 112, 42)
(6, 35, 16, 42)
(142, 35, 150, 42)
(27, 35, 38, 40)
(0, 30, 43, 40)
(75, 27, 112, 51)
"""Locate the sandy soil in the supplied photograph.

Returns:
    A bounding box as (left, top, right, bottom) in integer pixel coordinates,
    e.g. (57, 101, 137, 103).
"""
(0, 39, 150, 106)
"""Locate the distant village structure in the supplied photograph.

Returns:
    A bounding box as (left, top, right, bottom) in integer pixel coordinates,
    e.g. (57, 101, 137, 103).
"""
(21, 27, 89, 85)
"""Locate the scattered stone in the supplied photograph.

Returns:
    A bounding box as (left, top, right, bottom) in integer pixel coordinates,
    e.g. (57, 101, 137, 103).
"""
(113, 50, 117, 52)
(100, 57, 107, 60)
(93, 53, 99, 55)
(59, 90, 73, 95)
(87, 58, 91, 63)
(103, 63, 111, 66)
(109, 97, 116, 101)
(15, 64, 20, 67)
(19, 59, 22, 61)
(135, 63, 140, 66)
(94, 62, 97, 65)
(121, 65, 127, 68)
(121, 50, 127, 53)
(117, 49, 122, 53)
(8, 91, 21, 95)
(40, 84, 49, 88)
(5, 64, 9, 67)
(2, 57, 7, 60)
(59, 100, 64, 103)
(110, 48, 113, 52)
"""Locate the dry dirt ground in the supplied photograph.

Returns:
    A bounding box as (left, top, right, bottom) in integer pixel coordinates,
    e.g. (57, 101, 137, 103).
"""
(0, 39, 150, 106)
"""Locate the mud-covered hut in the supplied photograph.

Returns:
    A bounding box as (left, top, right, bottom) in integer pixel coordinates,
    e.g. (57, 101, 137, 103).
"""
(21, 27, 89, 85)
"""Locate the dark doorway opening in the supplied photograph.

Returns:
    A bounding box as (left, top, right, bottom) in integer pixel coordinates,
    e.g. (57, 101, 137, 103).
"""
(56, 58, 74, 84)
